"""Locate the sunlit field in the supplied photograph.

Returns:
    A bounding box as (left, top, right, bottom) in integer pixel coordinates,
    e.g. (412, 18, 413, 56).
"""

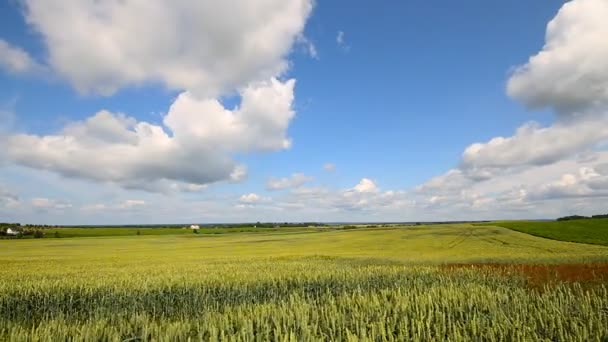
(2, 224, 608, 340)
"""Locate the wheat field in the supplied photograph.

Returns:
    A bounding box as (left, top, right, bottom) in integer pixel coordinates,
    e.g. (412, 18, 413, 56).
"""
(1, 224, 608, 341)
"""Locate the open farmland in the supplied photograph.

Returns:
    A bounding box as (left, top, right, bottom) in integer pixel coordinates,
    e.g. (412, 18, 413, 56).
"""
(4, 0, 608, 340)
(1, 224, 608, 340)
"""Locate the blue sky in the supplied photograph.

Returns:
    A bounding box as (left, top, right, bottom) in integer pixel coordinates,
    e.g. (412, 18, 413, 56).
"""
(2, 0, 608, 224)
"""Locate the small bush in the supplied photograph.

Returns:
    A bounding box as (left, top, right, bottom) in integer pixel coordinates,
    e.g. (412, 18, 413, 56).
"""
(33, 230, 44, 239)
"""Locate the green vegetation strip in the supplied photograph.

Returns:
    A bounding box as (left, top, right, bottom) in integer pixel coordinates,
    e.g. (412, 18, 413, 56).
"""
(487, 219, 608, 246)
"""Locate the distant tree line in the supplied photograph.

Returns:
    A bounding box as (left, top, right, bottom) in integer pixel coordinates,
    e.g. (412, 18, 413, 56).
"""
(557, 214, 608, 221)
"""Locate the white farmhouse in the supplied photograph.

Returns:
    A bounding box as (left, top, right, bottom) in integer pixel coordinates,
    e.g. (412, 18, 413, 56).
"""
(6, 228, 20, 236)
(190, 225, 200, 230)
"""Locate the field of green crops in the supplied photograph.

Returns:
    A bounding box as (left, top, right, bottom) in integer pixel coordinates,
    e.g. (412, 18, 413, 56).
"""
(1, 224, 608, 340)
(490, 218, 608, 246)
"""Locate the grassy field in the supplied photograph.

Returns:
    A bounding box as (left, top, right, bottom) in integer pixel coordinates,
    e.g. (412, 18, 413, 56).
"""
(1, 224, 608, 340)
(35, 226, 314, 238)
(487, 218, 608, 246)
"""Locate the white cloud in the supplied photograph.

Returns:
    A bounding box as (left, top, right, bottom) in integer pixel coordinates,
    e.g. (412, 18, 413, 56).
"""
(22, 0, 313, 96)
(239, 193, 262, 204)
(165, 78, 295, 152)
(507, 0, 608, 112)
(526, 166, 608, 200)
(0, 39, 42, 74)
(415, 169, 470, 194)
(3, 1, 316, 200)
(229, 165, 248, 183)
(266, 173, 313, 190)
(323, 163, 336, 172)
(277, 179, 410, 215)
(414, 151, 608, 219)
(7, 78, 296, 191)
(460, 115, 608, 175)
(31, 197, 72, 210)
(119, 199, 146, 209)
(352, 178, 378, 193)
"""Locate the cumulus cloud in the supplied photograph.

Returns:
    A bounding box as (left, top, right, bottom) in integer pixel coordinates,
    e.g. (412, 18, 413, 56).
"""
(22, 0, 313, 96)
(286, 179, 403, 213)
(460, 116, 608, 174)
(7, 78, 296, 191)
(2, 0, 317, 196)
(0, 39, 42, 74)
(507, 0, 608, 112)
(352, 178, 378, 193)
(415, 151, 608, 218)
(239, 193, 261, 204)
(266, 173, 313, 190)
(278, 179, 410, 214)
(526, 166, 608, 201)
(415, 169, 470, 194)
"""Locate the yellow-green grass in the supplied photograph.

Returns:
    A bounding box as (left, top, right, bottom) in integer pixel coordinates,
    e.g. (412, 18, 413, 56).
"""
(2, 224, 608, 340)
(3, 224, 607, 265)
(486, 218, 608, 246)
(17, 226, 317, 238)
